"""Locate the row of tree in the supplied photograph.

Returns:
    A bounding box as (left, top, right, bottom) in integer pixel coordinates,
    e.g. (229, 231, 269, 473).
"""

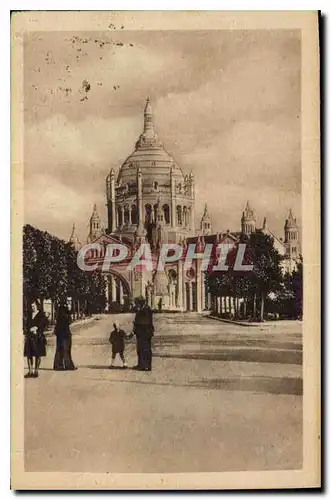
(205, 231, 303, 321)
(23, 225, 106, 323)
(23, 225, 303, 324)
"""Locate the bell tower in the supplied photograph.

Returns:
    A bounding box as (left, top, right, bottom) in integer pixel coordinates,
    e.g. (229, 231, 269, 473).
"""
(200, 204, 212, 235)
(106, 168, 116, 234)
(68, 223, 81, 251)
(241, 201, 256, 235)
(88, 203, 103, 242)
(284, 209, 300, 261)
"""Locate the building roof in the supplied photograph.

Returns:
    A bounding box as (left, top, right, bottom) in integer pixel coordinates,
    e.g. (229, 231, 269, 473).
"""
(187, 231, 241, 246)
(117, 98, 185, 186)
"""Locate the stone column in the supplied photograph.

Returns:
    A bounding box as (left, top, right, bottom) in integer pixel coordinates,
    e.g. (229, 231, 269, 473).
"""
(110, 275, 116, 303)
(120, 206, 125, 228)
(170, 166, 176, 228)
(128, 206, 132, 225)
(207, 292, 211, 310)
(201, 271, 206, 310)
(119, 280, 124, 305)
(137, 166, 143, 227)
(196, 260, 202, 313)
(221, 296, 224, 314)
(183, 282, 187, 311)
(188, 281, 193, 311)
(107, 277, 112, 307)
(110, 173, 116, 233)
(177, 261, 183, 310)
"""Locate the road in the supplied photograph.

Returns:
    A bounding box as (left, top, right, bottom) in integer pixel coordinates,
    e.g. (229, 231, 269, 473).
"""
(25, 313, 303, 473)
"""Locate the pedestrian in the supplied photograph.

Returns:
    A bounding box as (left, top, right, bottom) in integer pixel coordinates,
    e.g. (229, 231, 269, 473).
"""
(132, 297, 154, 371)
(109, 322, 128, 369)
(24, 300, 48, 378)
(53, 302, 77, 371)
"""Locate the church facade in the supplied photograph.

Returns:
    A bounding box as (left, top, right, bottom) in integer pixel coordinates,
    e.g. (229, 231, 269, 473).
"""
(69, 98, 301, 312)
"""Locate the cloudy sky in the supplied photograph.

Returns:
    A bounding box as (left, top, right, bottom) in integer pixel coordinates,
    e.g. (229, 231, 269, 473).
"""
(24, 29, 301, 242)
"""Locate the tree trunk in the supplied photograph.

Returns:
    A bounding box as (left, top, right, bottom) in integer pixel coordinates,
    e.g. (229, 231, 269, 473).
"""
(260, 292, 265, 322)
(243, 298, 247, 319)
(233, 295, 237, 318)
(72, 299, 76, 321)
(253, 293, 257, 318)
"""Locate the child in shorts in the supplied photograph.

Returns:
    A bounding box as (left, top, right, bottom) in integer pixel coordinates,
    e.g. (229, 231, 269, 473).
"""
(109, 322, 128, 368)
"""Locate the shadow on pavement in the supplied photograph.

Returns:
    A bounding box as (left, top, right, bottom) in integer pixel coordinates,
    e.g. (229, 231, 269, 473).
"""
(87, 375, 302, 396)
(152, 349, 302, 365)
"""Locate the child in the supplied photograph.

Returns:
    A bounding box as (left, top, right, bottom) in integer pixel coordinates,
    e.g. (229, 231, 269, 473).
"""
(109, 322, 128, 368)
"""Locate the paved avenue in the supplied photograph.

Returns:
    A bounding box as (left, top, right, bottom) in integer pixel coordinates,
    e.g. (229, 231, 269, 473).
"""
(25, 313, 302, 473)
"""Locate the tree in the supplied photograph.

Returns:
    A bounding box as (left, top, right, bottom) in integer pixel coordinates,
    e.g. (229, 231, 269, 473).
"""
(292, 258, 303, 319)
(274, 257, 303, 319)
(23, 224, 109, 323)
(248, 231, 284, 322)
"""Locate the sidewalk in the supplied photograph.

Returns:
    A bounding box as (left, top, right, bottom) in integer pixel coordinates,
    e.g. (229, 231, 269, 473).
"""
(25, 312, 303, 474)
(45, 315, 98, 337)
(208, 314, 302, 329)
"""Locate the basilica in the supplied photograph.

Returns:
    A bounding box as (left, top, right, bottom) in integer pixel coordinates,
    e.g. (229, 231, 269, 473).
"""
(69, 98, 301, 313)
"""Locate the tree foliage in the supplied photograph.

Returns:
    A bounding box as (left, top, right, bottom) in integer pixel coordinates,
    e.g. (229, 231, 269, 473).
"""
(205, 230, 301, 321)
(23, 224, 107, 320)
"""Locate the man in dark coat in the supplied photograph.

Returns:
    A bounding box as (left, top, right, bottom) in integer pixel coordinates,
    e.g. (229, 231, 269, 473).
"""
(132, 297, 154, 371)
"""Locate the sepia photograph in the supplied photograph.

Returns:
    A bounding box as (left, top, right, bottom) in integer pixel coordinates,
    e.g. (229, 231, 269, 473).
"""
(11, 11, 320, 490)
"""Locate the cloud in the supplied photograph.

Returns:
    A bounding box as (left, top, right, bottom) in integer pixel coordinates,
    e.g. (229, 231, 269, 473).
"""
(23, 29, 301, 242)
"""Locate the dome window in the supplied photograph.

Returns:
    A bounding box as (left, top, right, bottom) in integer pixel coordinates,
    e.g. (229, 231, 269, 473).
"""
(131, 205, 138, 225)
(177, 205, 183, 226)
(163, 204, 170, 224)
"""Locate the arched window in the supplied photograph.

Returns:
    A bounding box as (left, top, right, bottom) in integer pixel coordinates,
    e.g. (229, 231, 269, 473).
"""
(168, 269, 177, 284)
(163, 204, 170, 224)
(153, 204, 158, 222)
(131, 204, 138, 225)
(153, 181, 158, 190)
(145, 204, 152, 225)
(187, 207, 191, 228)
(117, 207, 123, 227)
(183, 206, 187, 226)
(177, 205, 182, 226)
(124, 205, 130, 225)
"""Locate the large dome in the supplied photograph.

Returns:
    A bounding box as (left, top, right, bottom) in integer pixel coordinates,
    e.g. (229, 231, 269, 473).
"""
(117, 98, 184, 186)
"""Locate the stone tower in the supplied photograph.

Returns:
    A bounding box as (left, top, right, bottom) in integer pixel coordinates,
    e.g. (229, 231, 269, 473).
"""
(87, 203, 103, 242)
(106, 168, 116, 234)
(68, 223, 81, 251)
(200, 204, 212, 235)
(284, 209, 300, 262)
(105, 97, 195, 244)
(241, 201, 256, 235)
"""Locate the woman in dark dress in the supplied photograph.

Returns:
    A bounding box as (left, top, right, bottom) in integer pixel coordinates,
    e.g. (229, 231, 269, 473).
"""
(24, 301, 48, 378)
(53, 304, 77, 371)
